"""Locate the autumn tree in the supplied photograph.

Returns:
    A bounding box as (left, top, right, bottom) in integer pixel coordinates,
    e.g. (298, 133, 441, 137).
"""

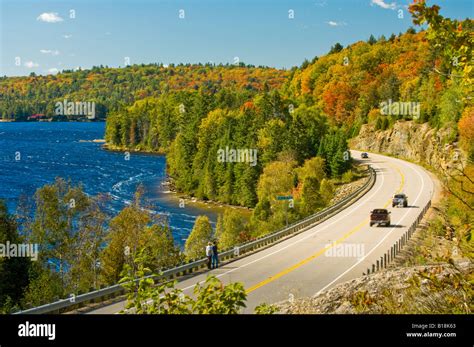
(101, 189, 179, 284)
(184, 215, 214, 260)
(458, 107, 474, 161)
(215, 209, 247, 249)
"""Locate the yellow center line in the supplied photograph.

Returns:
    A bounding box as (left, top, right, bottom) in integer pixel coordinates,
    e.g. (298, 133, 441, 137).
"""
(245, 162, 405, 294)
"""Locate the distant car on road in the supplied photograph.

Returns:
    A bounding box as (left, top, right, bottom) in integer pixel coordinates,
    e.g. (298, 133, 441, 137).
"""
(361, 152, 369, 159)
(370, 209, 391, 227)
(392, 193, 408, 207)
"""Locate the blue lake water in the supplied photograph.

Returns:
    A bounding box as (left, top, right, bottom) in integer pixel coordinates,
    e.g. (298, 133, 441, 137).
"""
(0, 122, 217, 246)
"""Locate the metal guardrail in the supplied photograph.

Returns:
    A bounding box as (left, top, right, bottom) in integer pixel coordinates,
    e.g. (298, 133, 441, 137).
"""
(17, 166, 376, 314)
(363, 199, 432, 275)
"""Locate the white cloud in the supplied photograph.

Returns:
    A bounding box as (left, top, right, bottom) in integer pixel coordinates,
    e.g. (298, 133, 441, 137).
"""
(47, 68, 59, 74)
(37, 12, 64, 23)
(371, 0, 397, 10)
(24, 61, 39, 68)
(40, 49, 60, 56)
(326, 21, 347, 27)
(63, 34, 72, 39)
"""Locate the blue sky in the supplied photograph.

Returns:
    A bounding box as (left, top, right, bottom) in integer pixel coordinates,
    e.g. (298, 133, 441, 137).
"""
(0, 0, 472, 76)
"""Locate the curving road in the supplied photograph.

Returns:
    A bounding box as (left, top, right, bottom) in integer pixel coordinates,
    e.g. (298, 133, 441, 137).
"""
(89, 150, 436, 314)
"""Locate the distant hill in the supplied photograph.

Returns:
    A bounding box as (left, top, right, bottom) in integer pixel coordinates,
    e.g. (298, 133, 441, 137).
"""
(0, 63, 288, 121)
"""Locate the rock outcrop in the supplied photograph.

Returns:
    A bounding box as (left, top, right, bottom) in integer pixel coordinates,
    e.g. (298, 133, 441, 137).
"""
(350, 121, 465, 172)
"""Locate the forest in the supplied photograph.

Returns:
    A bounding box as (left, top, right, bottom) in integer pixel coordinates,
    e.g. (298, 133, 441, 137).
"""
(0, 63, 287, 120)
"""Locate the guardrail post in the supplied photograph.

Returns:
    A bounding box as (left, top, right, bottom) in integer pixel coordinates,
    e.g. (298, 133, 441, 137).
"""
(372, 264, 375, 273)
(384, 253, 387, 267)
(376, 260, 379, 271)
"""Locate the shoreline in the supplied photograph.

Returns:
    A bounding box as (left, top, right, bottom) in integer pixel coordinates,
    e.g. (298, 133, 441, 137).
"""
(158, 180, 253, 215)
(102, 142, 252, 215)
(101, 143, 166, 156)
(101, 142, 370, 216)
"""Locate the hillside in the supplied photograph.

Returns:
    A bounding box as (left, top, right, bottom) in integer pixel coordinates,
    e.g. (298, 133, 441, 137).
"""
(0, 63, 288, 120)
(284, 29, 471, 136)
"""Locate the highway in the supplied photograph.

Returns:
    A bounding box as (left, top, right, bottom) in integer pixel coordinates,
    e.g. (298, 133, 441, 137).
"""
(89, 150, 436, 314)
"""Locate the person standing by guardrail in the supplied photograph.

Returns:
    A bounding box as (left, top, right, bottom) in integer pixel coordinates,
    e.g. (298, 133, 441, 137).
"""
(212, 241, 219, 269)
(206, 242, 213, 269)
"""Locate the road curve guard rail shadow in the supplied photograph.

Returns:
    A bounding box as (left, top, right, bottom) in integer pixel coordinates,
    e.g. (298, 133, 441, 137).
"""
(17, 166, 376, 314)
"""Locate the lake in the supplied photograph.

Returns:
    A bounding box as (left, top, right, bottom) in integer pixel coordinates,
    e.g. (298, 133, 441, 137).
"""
(0, 122, 218, 246)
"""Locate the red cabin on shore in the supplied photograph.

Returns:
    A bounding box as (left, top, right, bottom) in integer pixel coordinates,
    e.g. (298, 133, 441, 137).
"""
(28, 114, 46, 121)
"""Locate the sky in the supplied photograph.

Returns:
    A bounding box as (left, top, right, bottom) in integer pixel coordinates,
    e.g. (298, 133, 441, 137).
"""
(0, 0, 472, 76)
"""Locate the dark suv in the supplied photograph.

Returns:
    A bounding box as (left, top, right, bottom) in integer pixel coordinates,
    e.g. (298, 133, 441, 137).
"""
(392, 193, 408, 207)
(361, 152, 369, 159)
(370, 209, 391, 227)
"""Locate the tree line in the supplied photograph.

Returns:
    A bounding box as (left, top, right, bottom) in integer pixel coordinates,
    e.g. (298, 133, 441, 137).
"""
(0, 64, 287, 121)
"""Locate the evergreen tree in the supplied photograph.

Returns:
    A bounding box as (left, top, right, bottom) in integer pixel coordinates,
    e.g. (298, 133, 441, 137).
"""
(368, 34, 377, 45)
(0, 201, 30, 312)
(329, 43, 344, 54)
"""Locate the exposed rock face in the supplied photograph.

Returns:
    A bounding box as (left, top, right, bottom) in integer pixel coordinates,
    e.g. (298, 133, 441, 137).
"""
(350, 121, 465, 171)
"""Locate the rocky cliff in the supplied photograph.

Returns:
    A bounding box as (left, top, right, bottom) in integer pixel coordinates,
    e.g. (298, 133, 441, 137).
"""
(350, 121, 465, 172)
